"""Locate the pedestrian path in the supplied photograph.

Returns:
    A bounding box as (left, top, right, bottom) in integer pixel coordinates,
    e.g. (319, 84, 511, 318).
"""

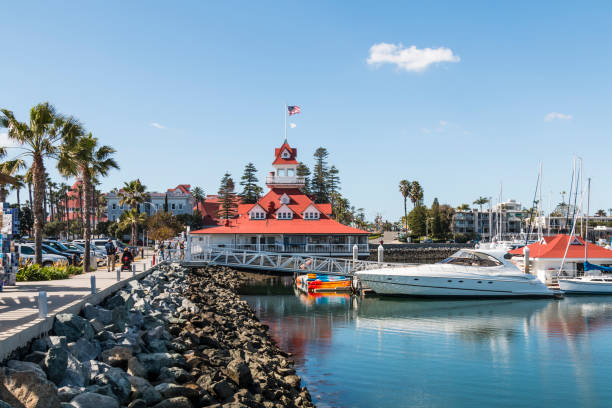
(0, 256, 153, 353)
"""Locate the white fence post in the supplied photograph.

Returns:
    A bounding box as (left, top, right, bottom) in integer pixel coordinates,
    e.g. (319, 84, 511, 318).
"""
(378, 244, 384, 263)
(38, 291, 47, 318)
(353, 244, 358, 261)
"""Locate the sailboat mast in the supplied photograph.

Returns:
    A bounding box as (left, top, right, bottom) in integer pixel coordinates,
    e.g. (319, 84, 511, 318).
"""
(585, 178, 590, 263)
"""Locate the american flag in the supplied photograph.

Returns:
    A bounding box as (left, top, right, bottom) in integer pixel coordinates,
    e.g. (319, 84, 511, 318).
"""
(288, 105, 301, 115)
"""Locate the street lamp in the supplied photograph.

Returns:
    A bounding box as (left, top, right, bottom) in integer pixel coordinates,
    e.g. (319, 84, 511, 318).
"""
(141, 202, 158, 248)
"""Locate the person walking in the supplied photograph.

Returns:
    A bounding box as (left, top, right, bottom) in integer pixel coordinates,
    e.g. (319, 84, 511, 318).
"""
(105, 239, 116, 272)
(121, 247, 134, 271)
(179, 240, 185, 260)
(159, 242, 165, 261)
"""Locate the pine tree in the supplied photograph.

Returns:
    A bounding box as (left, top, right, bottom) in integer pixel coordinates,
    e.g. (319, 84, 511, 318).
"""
(239, 162, 262, 204)
(431, 198, 442, 239)
(328, 165, 340, 216)
(163, 194, 169, 213)
(312, 147, 329, 203)
(218, 172, 238, 224)
(296, 162, 311, 195)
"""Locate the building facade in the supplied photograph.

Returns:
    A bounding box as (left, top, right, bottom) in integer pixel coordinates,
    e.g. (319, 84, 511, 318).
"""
(191, 142, 370, 256)
(106, 184, 194, 221)
(454, 199, 527, 240)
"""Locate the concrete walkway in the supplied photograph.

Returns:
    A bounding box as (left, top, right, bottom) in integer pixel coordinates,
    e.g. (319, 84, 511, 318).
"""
(0, 256, 154, 349)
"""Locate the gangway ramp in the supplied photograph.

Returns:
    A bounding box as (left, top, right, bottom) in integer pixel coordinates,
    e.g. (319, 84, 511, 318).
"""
(182, 247, 408, 276)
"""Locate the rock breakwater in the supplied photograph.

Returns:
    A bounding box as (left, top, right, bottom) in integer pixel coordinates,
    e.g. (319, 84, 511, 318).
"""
(0, 264, 314, 408)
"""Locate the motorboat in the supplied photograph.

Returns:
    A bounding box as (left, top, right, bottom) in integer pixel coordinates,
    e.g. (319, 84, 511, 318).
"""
(296, 273, 351, 293)
(558, 275, 612, 294)
(355, 249, 554, 298)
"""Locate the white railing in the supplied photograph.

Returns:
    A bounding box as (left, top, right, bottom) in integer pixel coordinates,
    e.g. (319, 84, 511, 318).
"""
(187, 246, 405, 276)
(265, 176, 306, 185)
(198, 243, 369, 254)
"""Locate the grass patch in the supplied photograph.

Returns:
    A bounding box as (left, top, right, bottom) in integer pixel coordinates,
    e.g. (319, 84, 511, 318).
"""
(16, 264, 84, 282)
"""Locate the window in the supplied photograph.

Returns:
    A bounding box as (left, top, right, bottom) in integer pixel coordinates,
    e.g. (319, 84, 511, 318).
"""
(250, 212, 265, 220)
(287, 169, 295, 176)
(179, 203, 183, 210)
(20, 246, 34, 255)
(304, 212, 319, 220)
(112, 204, 116, 210)
(171, 203, 176, 210)
(278, 212, 292, 220)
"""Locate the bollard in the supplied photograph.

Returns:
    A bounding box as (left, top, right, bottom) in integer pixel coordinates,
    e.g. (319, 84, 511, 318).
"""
(90, 274, 96, 294)
(152, 254, 156, 266)
(131, 263, 136, 277)
(116, 268, 121, 282)
(38, 291, 47, 318)
(378, 244, 384, 263)
(353, 244, 358, 261)
(523, 246, 530, 274)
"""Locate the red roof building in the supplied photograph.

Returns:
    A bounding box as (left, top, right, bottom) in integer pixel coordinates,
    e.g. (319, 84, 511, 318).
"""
(509, 234, 612, 284)
(191, 142, 369, 256)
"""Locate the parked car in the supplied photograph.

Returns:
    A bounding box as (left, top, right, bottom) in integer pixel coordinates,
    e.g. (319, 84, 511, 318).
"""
(48, 240, 99, 269)
(16, 244, 68, 267)
(71, 240, 107, 264)
(44, 240, 82, 264)
(41, 244, 75, 265)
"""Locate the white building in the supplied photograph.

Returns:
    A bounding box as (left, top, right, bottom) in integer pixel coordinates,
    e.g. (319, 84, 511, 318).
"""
(106, 184, 194, 221)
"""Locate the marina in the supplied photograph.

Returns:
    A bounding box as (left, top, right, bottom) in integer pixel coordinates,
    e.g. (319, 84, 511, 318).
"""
(242, 276, 612, 408)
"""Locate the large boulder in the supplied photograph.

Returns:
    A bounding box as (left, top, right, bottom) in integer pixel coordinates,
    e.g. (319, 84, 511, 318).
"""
(6, 361, 47, 381)
(43, 347, 68, 385)
(151, 397, 192, 408)
(93, 367, 131, 404)
(82, 304, 113, 325)
(70, 392, 118, 408)
(58, 353, 87, 388)
(0, 367, 61, 408)
(127, 376, 161, 406)
(68, 339, 100, 363)
(226, 359, 252, 387)
(53, 314, 94, 343)
(101, 347, 132, 368)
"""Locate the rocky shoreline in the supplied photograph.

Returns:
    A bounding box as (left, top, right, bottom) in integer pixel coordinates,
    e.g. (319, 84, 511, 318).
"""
(0, 264, 314, 408)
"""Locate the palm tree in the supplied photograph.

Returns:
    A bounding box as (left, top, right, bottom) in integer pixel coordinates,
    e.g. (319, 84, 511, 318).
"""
(1, 103, 80, 264)
(119, 179, 147, 244)
(473, 197, 489, 213)
(595, 209, 607, 217)
(192, 186, 205, 211)
(11, 174, 25, 208)
(398, 180, 410, 232)
(457, 203, 471, 211)
(119, 208, 146, 247)
(58, 132, 118, 271)
(409, 181, 424, 208)
(0, 159, 25, 202)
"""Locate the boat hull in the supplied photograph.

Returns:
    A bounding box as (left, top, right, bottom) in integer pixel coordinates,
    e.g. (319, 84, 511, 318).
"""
(296, 274, 351, 293)
(558, 279, 612, 294)
(357, 274, 553, 298)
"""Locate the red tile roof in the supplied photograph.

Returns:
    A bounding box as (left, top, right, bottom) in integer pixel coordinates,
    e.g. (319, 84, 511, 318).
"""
(191, 218, 368, 235)
(192, 188, 367, 235)
(272, 142, 299, 165)
(509, 234, 612, 259)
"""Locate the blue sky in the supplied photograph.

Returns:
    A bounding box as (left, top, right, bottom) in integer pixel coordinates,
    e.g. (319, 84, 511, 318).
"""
(2, 1, 612, 220)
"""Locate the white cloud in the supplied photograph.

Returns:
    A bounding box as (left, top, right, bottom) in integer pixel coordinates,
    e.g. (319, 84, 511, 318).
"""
(151, 122, 166, 129)
(0, 132, 21, 148)
(544, 112, 573, 122)
(289, 123, 297, 129)
(367, 43, 460, 72)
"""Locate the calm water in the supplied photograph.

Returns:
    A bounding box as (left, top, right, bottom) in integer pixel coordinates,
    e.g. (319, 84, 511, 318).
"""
(241, 277, 612, 408)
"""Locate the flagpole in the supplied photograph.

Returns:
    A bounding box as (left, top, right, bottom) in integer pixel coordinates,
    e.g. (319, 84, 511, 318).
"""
(284, 103, 287, 143)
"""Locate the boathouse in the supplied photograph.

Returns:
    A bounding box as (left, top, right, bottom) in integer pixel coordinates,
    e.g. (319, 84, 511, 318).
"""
(509, 234, 612, 284)
(190, 142, 370, 256)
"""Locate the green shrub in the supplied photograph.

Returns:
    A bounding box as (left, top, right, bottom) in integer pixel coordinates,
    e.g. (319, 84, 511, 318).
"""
(16, 264, 84, 282)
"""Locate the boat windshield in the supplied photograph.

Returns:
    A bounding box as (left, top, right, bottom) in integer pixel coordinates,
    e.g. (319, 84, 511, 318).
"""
(439, 250, 503, 267)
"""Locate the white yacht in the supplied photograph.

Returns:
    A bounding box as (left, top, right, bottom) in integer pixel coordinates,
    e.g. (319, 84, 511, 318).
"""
(558, 275, 612, 294)
(355, 249, 554, 298)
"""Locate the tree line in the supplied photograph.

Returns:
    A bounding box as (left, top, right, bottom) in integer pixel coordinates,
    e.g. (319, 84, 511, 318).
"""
(214, 147, 367, 228)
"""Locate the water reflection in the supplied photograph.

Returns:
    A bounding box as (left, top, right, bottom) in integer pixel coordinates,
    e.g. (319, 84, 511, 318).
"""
(242, 277, 612, 408)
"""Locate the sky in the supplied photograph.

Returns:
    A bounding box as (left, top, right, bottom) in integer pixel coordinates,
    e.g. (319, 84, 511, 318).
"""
(2, 1, 612, 221)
